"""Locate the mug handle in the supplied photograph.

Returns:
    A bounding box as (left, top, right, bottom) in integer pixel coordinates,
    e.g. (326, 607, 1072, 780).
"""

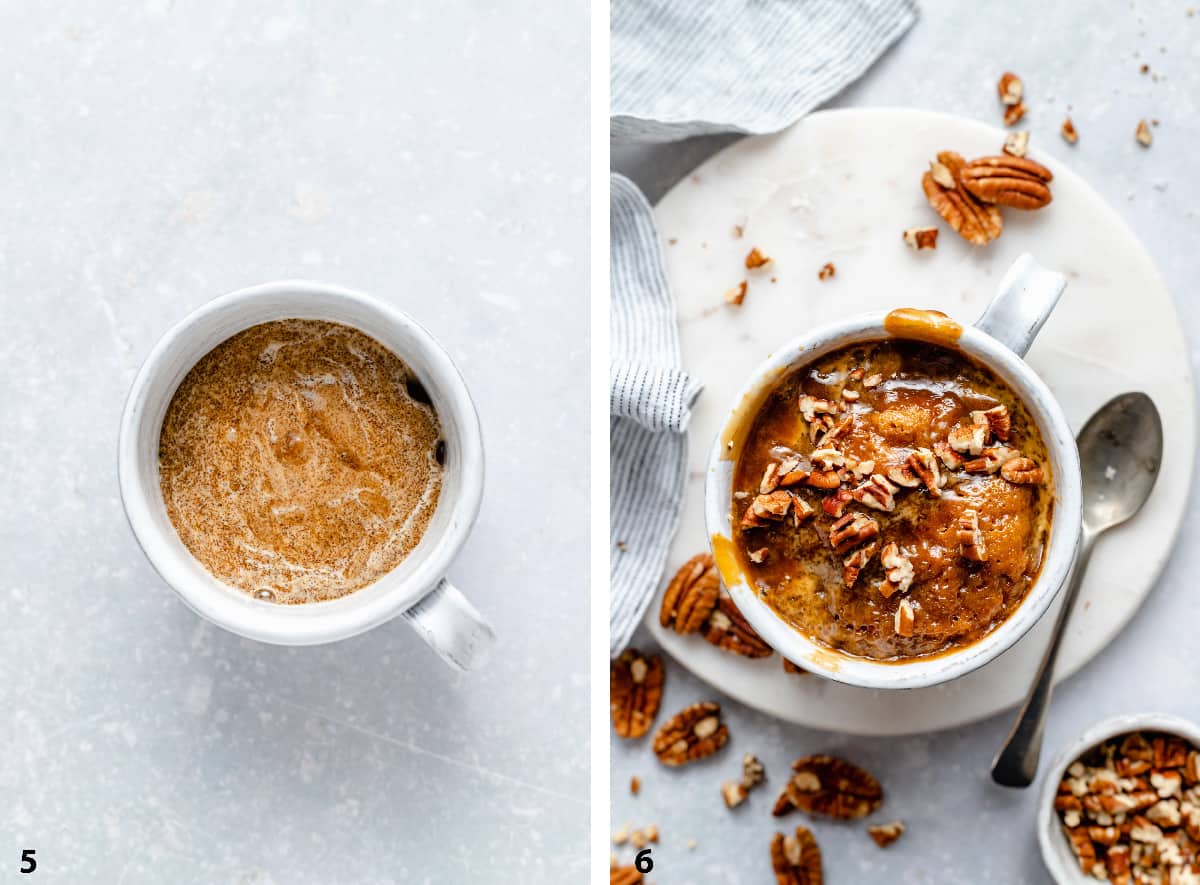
(975, 253, 1068, 358)
(402, 579, 495, 671)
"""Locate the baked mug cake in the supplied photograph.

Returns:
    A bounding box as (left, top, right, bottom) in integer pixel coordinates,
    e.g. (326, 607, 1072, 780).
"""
(703, 254, 1083, 688)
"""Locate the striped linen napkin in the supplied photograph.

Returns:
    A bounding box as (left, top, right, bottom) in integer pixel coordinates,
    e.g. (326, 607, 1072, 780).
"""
(609, 0, 918, 655)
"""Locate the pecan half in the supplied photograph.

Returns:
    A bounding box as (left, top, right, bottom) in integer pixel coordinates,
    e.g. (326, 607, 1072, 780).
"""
(610, 650, 665, 739)
(868, 821, 906, 848)
(961, 155, 1053, 210)
(922, 151, 1003, 245)
(660, 553, 720, 634)
(703, 596, 774, 658)
(610, 866, 643, 885)
(770, 827, 823, 885)
(773, 755, 884, 820)
(959, 508, 987, 562)
(1000, 456, 1044, 484)
(829, 512, 880, 554)
(653, 702, 729, 767)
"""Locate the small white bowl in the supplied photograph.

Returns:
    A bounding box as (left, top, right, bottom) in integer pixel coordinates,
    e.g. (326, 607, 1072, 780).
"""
(1038, 712, 1200, 883)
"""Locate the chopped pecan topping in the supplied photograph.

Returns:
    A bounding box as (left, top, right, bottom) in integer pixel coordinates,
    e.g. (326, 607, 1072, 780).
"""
(805, 470, 842, 491)
(863, 373, 882, 388)
(1003, 130, 1030, 158)
(810, 448, 846, 470)
(997, 71, 1024, 106)
(902, 226, 939, 251)
(829, 512, 880, 554)
(798, 394, 839, 424)
(948, 420, 987, 455)
(770, 826, 823, 885)
(963, 445, 1021, 474)
(816, 415, 854, 447)
(773, 755, 884, 820)
(742, 490, 795, 527)
(922, 151, 1003, 245)
(779, 469, 810, 488)
(868, 821, 906, 848)
(653, 702, 729, 767)
(894, 599, 915, 637)
(934, 440, 964, 470)
(724, 281, 748, 306)
(748, 547, 769, 564)
(745, 246, 772, 269)
(851, 474, 898, 512)
(610, 650, 665, 739)
(659, 553, 720, 634)
(1061, 117, 1079, 145)
(961, 155, 1054, 210)
(879, 542, 914, 598)
(790, 494, 816, 526)
(821, 488, 853, 518)
(1000, 456, 1044, 484)
(843, 541, 878, 588)
(703, 596, 774, 658)
(1136, 118, 1153, 147)
(973, 404, 1012, 441)
(761, 462, 782, 493)
(958, 508, 987, 562)
(841, 388, 860, 402)
(907, 448, 943, 495)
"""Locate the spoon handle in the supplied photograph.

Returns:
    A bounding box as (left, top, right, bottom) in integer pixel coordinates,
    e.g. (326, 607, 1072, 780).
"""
(991, 529, 1097, 788)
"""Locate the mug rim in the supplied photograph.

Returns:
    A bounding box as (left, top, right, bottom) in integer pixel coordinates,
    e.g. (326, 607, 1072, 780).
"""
(703, 310, 1083, 690)
(117, 280, 485, 646)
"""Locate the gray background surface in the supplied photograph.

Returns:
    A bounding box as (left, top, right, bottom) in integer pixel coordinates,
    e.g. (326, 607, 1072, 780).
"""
(612, 1, 1200, 882)
(0, 2, 587, 883)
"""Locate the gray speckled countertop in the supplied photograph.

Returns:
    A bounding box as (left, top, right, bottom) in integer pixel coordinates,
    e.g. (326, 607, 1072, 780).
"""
(0, 2, 587, 883)
(612, 1, 1200, 882)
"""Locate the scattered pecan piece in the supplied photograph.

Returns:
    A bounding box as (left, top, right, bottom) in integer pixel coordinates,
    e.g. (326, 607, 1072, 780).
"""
(1003, 131, 1029, 158)
(1061, 117, 1079, 145)
(1003, 102, 1027, 127)
(958, 508, 987, 562)
(868, 821, 906, 848)
(610, 650, 665, 739)
(879, 542, 914, 598)
(829, 512, 880, 555)
(725, 281, 748, 306)
(817, 262, 836, 281)
(703, 596, 774, 658)
(774, 755, 884, 820)
(743, 753, 767, 789)
(746, 247, 773, 269)
(1136, 119, 1153, 147)
(902, 226, 939, 251)
(722, 780, 749, 809)
(653, 702, 729, 767)
(610, 865, 642, 885)
(961, 155, 1053, 210)
(783, 658, 807, 675)
(997, 71, 1024, 106)
(659, 553, 720, 634)
(770, 826, 823, 885)
(1000, 456, 1044, 484)
(922, 151, 1003, 245)
(630, 776, 640, 796)
(894, 599, 915, 637)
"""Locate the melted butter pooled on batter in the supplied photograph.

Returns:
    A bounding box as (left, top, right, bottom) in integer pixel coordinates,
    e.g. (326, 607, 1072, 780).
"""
(159, 319, 444, 603)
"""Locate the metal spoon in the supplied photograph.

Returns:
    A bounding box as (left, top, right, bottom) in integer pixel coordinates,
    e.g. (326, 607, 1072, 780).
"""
(991, 392, 1162, 788)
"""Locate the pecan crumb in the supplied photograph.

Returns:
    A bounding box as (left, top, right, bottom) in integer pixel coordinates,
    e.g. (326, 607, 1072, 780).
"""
(997, 71, 1024, 106)
(630, 776, 640, 796)
(902, 227, 938, 251)
(869, 821, 906, 848)
(724, 280, 748, 306)
(1004, 102, 1027, 127)
(1061, 117, 1079, 145)
(745, 247, 772, 269)
(1003, 130, 1030, 158)
(1136, 118, 1153, 147)
(817, 262, 836, 281)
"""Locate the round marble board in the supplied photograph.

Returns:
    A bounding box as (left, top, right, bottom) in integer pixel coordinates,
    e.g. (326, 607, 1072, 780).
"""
(646, 108, 1195, 737)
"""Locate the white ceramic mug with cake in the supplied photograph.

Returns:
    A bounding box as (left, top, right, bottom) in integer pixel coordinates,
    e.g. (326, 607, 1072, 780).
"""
(118, 280, 493, 670)
(704, 254, 1083, 689)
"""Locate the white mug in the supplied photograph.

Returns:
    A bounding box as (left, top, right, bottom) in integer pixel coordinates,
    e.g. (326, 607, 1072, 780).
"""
(118, 281, 494, 670)
(704, 254, 1083, 690)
